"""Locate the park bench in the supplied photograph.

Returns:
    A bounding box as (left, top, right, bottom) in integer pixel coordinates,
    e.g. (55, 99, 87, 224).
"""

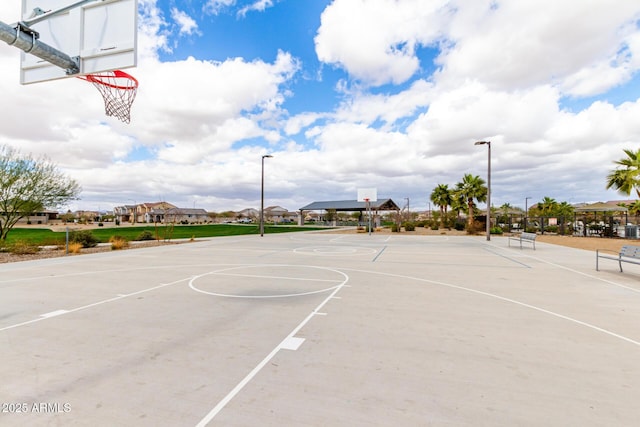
(596, 245, 640, 272)
(508, 232, 537, 250)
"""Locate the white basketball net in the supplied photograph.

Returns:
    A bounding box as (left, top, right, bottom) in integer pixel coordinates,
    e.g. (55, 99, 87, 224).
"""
(80, 70, 139, 124)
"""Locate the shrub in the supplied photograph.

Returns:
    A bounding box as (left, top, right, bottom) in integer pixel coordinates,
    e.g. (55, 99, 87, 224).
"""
(490, 226, 503, 235)
(69, 230, 99, 248)
(7, 240, 40, 255)
(454, 222, 465, 231)
(68, 242, 83, 254)
(403, 222, 416, 231)
(466, 220, 484, 235)
(109, 235, 129, 250)
(136, 230, 155, 241)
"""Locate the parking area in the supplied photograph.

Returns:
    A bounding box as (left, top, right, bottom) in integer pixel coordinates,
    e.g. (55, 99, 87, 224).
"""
(1, 231, 640, 426)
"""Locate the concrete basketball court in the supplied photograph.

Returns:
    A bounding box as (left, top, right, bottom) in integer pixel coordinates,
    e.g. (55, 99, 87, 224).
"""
(1, 231, 640, 426)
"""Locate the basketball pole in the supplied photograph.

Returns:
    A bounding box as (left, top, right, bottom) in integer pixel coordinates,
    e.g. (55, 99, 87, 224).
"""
(0, 20, 79, 74)
(365, 198, 371, 236)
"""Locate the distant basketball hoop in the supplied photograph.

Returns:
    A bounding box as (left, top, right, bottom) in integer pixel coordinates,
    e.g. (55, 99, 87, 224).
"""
(79, 70, 138, 123)
(358, 188, 377, 236)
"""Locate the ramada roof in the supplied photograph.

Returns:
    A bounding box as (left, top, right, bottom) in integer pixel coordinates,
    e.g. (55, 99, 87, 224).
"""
(299, 199, 400, 212)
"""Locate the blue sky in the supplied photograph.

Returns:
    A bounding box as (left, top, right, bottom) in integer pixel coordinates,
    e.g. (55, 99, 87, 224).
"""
(1, 0, 640, 214)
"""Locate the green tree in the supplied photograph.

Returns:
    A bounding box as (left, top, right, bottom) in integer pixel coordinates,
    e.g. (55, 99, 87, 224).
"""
(555, 201, 574, 219)
(627, 200, 640, 220)
(539, 197, 558, 216)
(0, 145, 81, 241)
(606, 148, 640, 197)
(455, 174, 487, 230)
(430, 184, 452, 228)
(498, 202, 513, 226)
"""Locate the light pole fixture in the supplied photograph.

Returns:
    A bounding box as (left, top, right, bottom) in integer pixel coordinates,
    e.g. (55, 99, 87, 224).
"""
(474, 141, 491, 241)
(260, 154, 273, 237)
(525, 196, 531, 231)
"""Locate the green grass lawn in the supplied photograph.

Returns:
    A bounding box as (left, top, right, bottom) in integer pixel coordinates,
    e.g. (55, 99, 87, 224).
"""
(3, 224, 326, 246)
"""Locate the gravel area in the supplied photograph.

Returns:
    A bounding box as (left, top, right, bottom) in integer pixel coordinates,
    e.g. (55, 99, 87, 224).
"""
(0, 241, 179, 264)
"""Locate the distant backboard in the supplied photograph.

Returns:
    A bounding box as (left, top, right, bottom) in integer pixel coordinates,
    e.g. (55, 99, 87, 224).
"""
(357, 188, 378, 202)
(20, 0, 137, 84)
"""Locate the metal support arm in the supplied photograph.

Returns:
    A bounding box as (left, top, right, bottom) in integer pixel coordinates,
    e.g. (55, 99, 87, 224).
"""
(0, 20, 79, 74)
(22, 0, 103, 26)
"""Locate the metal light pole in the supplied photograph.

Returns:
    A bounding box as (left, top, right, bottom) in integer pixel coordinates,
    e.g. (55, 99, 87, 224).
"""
(260, 154, 273, 237)
(525, 196, 531, 231)
(474, 141, 491, 241)
(405, 197, 410, 221)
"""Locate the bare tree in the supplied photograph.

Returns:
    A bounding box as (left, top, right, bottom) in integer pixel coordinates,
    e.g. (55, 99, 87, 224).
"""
(0, 145, 81, 241)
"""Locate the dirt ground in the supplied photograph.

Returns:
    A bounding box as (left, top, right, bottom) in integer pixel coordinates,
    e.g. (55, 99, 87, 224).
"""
(0, 226, 631, 264)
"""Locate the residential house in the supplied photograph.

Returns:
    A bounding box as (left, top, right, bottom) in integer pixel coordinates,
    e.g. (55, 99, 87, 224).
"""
(236, 208, 259, 222)
(114, 202, 211, 224)
(264, 206, 297, 223)
(15, 210, 59, 225)
(139, 202, 177, 223)
(154, 208, 209, 224)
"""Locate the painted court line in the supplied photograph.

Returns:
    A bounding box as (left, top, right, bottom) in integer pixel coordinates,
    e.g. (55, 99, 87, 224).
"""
(372, 246, 386, 262)
(0, 277, 193, 332)
(281, 337, 305, 351)
(40, 309, 69, 318)
(196, 269, 350, 426)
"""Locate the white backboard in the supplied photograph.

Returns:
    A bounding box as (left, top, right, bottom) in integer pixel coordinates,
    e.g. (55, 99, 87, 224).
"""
(357, 188, 378, 202)
(20, 0, 137, 84)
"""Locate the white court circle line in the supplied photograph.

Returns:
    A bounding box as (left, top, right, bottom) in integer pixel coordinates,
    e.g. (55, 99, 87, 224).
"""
(189, 264, 348, 298)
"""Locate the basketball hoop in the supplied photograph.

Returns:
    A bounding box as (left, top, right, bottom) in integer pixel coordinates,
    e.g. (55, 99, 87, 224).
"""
(79, 70, 138, 124)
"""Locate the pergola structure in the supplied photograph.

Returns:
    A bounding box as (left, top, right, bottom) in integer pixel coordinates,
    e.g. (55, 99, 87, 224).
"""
(299, 199, 401, 225)
(573, 202, 629, 237)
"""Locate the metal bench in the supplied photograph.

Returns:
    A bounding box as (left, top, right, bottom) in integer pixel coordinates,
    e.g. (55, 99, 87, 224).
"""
(596, 245, 640, 272)
(508, 232, 537, 250)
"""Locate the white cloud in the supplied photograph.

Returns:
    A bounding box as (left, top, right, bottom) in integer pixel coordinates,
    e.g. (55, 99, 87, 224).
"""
(238, 0, 276, 18)
(334, 79, 434, 127)
(437, 0, 640, 95)
(170, 8, 200, 36)
(315, 0, 451, 86)
(203, 0, 236, 15)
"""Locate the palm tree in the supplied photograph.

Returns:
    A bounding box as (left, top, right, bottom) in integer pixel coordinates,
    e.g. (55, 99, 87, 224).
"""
(556, 201, 574, 219)
(430, 184, 452, 228)
(539, 197, 558, 217)
(606, 148, 640, 197)
(626, 200, 640, 222)
(498, 202, 513, 228)
(455, 174, 487, 230)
